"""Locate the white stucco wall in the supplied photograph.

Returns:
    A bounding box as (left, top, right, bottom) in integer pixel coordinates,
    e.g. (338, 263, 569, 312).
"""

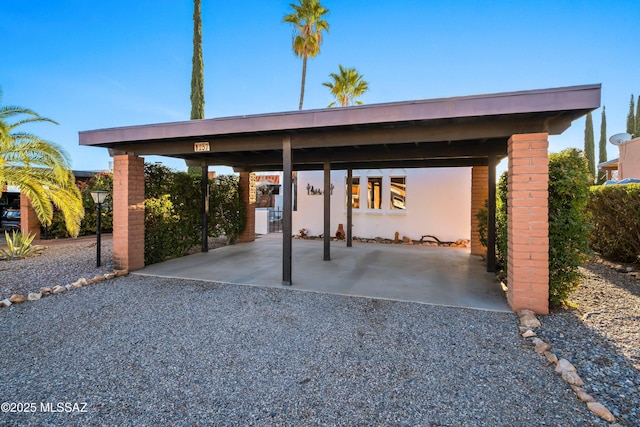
(292, 168, 471, 242)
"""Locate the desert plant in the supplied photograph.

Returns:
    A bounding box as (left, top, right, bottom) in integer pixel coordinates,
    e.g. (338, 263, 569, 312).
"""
(0, 230, 38, 260)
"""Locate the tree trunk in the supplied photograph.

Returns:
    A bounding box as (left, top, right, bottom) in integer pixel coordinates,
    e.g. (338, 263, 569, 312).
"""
(299, 55, 308, 110)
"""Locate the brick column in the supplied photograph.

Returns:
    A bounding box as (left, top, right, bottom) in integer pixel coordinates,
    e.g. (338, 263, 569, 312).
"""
(113, 154, 145, 271)
(237, 172, 256, 243)
(20, 197, 41, 239)
(507, 133, 549, 314)
(470, 166, 488, 256)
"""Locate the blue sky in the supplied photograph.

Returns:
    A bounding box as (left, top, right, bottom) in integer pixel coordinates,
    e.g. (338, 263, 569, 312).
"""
(2, 0, 639, 173)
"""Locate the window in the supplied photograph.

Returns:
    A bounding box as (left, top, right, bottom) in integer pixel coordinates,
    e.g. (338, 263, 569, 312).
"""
(346, 177, 360, 209)
(390, 177, 406, 210)
(367, 177, 382, 210)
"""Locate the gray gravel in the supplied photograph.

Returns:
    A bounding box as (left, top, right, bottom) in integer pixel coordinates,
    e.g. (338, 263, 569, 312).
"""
(538, 261, 640, 425)
(0, 237, 115, 299)
(0, 241, 612, 426)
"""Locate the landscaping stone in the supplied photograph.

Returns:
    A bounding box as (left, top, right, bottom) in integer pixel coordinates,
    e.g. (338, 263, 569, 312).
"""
(532, 337, 551, 354)
(27, 292, 42, 301)
(570, 385, 595, 403)
(555, 358, 577, 374)
(51, 285, 66, 294)
(586, 401, 615, 422)
(522, 329, 536, 338)
(561, 370, 584, 387)
(39, 287, 52, 295)
(0, 298, 11, 308)
(518, 309, 541, 328)
(9, 294, 27, 304)
(543, 351, 558, 364)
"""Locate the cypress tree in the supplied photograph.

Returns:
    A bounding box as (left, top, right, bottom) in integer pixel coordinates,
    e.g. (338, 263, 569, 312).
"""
(635, 95, 640, 137)
(626, 94, 635, 136)
(597, 107, 607, 184)
(584, 112, 595, 182)
(190, 0, 205, 120)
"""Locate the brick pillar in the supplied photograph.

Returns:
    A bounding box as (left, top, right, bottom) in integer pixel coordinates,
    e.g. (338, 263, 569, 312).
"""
(113, 154, 145, 271)
(20, 197, 41, 239)
(237, 172, 256, 243)
(507, 133, 549, 314)
(470, 166, 488, 256)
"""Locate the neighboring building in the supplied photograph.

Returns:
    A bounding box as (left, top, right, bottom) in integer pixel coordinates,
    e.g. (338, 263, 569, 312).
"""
(598, 136, 640, 181)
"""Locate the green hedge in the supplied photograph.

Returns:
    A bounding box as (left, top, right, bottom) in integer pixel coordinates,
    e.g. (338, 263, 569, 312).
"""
(478, 148, 592, 306)
(548, 149, 591, 305)
(143, 164, 245, 265)
(587, 183, 640, 263)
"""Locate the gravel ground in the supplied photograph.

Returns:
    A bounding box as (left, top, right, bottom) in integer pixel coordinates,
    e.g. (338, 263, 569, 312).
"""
(0, 236, 116, 299)
(0, 241, 632, 426)
(538, 261, 640, 425)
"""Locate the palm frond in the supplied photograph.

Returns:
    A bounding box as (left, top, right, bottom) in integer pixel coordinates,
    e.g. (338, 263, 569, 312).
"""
(0, 86, 83, 236)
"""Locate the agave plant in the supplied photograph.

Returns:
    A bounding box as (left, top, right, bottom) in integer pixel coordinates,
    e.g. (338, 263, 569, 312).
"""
(0, 230, 39, 260)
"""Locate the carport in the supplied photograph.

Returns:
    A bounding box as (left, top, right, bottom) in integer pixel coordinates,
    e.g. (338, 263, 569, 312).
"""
(79, 84, 601, 314)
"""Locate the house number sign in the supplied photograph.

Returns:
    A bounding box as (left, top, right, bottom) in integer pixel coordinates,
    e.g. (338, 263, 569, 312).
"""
(194, 142, 210, 152)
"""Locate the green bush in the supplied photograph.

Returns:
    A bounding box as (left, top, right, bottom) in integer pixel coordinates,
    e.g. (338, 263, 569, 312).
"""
(209, 175, 245, 244)
(587, 183, 640, 263)
(548, 149, 592, 306)
(477, 149, 591, 306)
(476, 172, 508, 278)
(143, 164, 246, 264)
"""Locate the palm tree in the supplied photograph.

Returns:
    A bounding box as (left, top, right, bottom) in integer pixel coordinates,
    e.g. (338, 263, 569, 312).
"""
(0, 88, 84, 237)
(322, 65, 369, 107)
(283, 0, 329, 110)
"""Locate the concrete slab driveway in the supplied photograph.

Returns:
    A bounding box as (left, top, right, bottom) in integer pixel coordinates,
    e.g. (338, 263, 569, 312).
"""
(137, 234, 510, 312)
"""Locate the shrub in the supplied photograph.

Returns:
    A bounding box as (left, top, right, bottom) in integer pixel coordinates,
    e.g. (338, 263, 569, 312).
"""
(0, 231, 38, 260)
(143, 163, 246, 264)
(587, 183, 640, 263)
(209, 175, 245, 244)
(548, 149, 592, 306)
(476, 171, 508, 277)
(477, 149, 591, 306)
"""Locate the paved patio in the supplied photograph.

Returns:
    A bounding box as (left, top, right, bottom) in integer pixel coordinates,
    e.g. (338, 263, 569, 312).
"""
(137, 234, 510, 312)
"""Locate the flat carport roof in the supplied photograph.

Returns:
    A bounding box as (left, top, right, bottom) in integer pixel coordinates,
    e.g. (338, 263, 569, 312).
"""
(80, 84, 601, 171)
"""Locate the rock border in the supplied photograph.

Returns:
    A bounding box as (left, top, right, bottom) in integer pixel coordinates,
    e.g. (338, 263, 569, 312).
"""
(0, 269, 129, 310)
(517, 309, 619, 425)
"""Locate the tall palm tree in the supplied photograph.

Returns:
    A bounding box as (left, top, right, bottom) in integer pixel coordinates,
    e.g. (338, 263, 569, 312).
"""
(0, 88, 84, 237)
(283, 0, 329, 110)
(322, 65, 369, 107)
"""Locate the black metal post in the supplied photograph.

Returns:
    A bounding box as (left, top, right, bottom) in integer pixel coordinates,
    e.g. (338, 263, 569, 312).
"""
(487, 154, 497, 273)
(323, 159, 331, 261)
(282, 136, 292, 286)
(201, 165, 209, 253)
(347, 168, 353, 247)
(96, 203, 102, 268)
